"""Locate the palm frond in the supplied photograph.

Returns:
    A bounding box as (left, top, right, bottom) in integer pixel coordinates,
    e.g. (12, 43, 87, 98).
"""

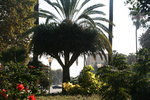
(44, 0, 64, 19)
(82, 4, 105, 15)
(99, 33, 112, 54)
(69, 0, 79, 20)
(78, 20, 95, 28)
(40, 9, 62, 23)
(86, 10, 106, 15)
(77, 14, 96, 27)
(96, 22, 111, 35)
(93, 17, 114, 25)
(78, 0, 90, 12)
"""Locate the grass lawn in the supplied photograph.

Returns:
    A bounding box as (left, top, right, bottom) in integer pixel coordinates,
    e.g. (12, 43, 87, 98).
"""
(36, 95, 101, 100)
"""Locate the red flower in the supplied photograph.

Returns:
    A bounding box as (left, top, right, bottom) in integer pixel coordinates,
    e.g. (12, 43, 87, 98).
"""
(2, 89, 6, 92)
(28, 65, 36, 68)
(16, 84, 25, 91)
(0, 89, 8, 98)
(28, 95, 36, 100)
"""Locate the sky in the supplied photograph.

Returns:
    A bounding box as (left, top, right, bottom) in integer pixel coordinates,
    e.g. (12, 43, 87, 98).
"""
(39, 0, 144, 77)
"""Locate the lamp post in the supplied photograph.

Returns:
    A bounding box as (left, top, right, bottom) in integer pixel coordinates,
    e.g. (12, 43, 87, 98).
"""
(48, 57, 53, 94)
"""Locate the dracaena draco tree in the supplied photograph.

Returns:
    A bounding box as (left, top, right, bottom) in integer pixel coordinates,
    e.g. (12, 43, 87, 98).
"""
(24, 0, 112, 83)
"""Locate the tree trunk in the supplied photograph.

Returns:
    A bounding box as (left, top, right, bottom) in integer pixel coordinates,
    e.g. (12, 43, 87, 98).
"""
(62, 66, 70, 83)
(62, 66, 70, 94)
(135, 27, 138, 54)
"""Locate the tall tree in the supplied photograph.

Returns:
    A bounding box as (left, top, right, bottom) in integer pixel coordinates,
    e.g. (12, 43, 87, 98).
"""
(24, 0, 111, 83)
(130, 6, 142, 53)
(0, 0, 36, 52)
(125, 0, 149, 53)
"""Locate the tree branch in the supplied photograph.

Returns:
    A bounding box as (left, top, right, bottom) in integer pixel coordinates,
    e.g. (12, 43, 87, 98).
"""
(54, 54, 65, 68)
(67, 52, 80, 67)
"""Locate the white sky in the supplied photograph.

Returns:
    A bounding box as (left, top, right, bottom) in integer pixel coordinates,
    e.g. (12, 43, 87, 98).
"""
(39, 0, 144, 77)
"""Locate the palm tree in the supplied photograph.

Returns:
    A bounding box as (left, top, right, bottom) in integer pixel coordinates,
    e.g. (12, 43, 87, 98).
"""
(24, 0, 112, 83)
(129, 3, 145, 54)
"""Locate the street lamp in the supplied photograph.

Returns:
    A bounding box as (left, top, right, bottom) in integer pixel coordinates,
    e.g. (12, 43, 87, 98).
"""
(48, 57, 53, 94)
(48, 57, 53, 67)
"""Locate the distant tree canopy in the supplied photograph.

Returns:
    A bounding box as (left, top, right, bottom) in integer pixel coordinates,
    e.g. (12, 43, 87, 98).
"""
(125, 0, 150, 27)
(0, 0, 36, 51)
(139, 28, 150, 49)
(137, 0, 150, 17)
(51, 69, 62, 85)
(126, 0, 150, 16)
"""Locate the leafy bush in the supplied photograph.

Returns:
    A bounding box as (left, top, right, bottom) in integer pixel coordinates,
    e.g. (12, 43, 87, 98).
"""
(63, 82, 81, 94)
(0, 46, 28, 65)
(130, 48, 150, 100)
(111, 52, 129, 70)
(78, 65, 103, 94)
(63, 65, 105, 95)
(97, 66, 132, 100)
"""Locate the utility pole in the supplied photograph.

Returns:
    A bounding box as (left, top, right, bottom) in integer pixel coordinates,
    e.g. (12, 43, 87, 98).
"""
(108, 0, 113, 64)
(33, 0, 39, 65)
(34, 0, 39, 25)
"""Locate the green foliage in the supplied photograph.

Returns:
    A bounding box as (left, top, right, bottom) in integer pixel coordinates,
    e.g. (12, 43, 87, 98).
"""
(127, 53, 136, 65)
(134, 48, 150, 76)
(139, 29, 150, 49)
(125, 0, 150, 18)
(0, 46, 28, 65)
(97, 51, 150, 100)
(28, 23, 111, 57)
(0, 0, 36, 51)
(129, 75, 150, 100)
(111, 52, 128, 70)
(97, 66, 132, 100)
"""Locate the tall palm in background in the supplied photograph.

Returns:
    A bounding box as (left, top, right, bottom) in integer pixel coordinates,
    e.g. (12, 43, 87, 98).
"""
(129, 3, 146, 54)
(130, 8, 142, 53)
(25, 0, 111, 83)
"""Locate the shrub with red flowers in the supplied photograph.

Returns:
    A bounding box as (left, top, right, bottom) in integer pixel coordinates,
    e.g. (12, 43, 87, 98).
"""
(0, 84, 37, 100)
(0, 62, 44, 99)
